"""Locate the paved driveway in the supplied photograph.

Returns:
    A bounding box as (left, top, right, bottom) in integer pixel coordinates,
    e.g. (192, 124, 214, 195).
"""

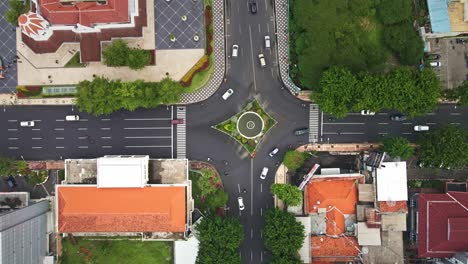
(0, 1, 18, 93)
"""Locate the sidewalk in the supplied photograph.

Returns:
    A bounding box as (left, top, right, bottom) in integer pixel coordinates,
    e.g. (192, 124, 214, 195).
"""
(297, 143, 382, 153)
(0, 93, 75, 105)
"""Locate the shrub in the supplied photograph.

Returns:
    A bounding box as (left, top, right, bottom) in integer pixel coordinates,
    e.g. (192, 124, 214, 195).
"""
(180, 55, 210, 86)
(127, 49, 151, 70)
(102, 39, 129, 67)
(16, 86, 42, 98)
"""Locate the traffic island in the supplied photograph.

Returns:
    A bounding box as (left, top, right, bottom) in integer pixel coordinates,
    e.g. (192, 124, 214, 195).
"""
(213, 100, 276, 154)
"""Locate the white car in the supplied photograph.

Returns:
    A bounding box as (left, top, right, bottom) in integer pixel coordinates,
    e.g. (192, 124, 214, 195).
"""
(258, 54, 266, 67)
(66, 115, 80, 121)
(414, 125, 429, 131)
(20, 121, 35, 127)
(269, 147, 279, 157)
(222, 88, 234, 100)
(238, 197, 245, 211)
(361, 110, 376, 116)
(232, 44, 239, 58)
(430, 61, 441, 67)
(260, 167, 269, 180)
(264, 35, 271, 48)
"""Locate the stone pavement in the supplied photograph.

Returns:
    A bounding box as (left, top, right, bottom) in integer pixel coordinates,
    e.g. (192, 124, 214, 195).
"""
(180, 0, 225, 104)
(297, 143, 382, 153)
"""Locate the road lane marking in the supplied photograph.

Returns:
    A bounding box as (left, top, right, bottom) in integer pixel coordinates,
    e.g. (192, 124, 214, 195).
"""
(56, 137, 64, 140)
(450, 122, 460, 125)
(450, 113, 461, 115)
(124, 145, 171, 148)
(78, 146, 88, 149)
(101, 118, 111, 121)
(54, 128, 64, 131)
(32, 138, 42, 140)
(251, 159, 253, 216)
(80, 119, 88, 121)
(101, 128, 111, 130)
(123, 127, 171, 130)
(378, 123, 388, 125)
(264, 0, 267, 12)
(322, 123, 365, 125)
(8, 129, 18, 131)
(402, 132, 412, 135)
(260, 183, 263, 192)
(78, 128, 88, 131)
(260, 207, 263, 216)
(101, 137, 112, 139)
(378, 132, 388, 135)
(8, 147, 18, 149)
(102, 146, 112, 148)
(238, 184, 241, 193)
(55, 119, 65, 122)
(32, 128, 40, 131)
(123, 118, 171, 121)
(426, 122, 436, 125)
(124, 136, 171, 139)
(377, 113, 388, 115)
(8, 120, 17, 122)
(56, 147, 64, 149)
(258, 23, 261, 33)
(32, 119, 42, 122)
(342, 132, 365, 135)
(248, 25, 258, 92)
(402, 123, 413, 125)
(32, 147, 42, 149)
(8, 138, 18, 140)
(78, 136, 87, 139)
(426, 113, 436, 115)
(251, 228, 253, 239)
(266, 23, 270, 33)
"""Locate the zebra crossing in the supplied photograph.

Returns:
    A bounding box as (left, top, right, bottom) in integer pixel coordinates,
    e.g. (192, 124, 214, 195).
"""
(309, 104, 320, 143)
(176, 106, 186, 159)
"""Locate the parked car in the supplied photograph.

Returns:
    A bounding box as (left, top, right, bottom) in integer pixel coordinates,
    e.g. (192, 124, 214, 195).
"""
(360, 110, 375, 116)
(20, 121, 35, 127)
(268, 147, 279, 157)
(414, 125, 429, 131)
(430, 61, 441, 67)
(456, 38, 468, 44)
(238, 197, 245, 210)
(0, 57, 5, 79)
(222, 88, 234, 100)
(66, 115, 80, 121)
(249, 0, 257, 14)
(390, 114, 406, 121)
(232, 44, 239, 58)
(294, 127, 309, 136)
(260, 167, 269, 180)
(171, 119, 184, 125)
(426, 53, 441, 60)
(5, 176, 17, 188)
(258, 54, 266, 67)
(264, 35, 271, 48)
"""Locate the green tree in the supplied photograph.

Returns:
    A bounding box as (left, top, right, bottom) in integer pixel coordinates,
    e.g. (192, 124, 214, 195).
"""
(282, 150, 307, 172)
(445, 81, 468, 106)
(263, 209, 304, 261)
(5, 0, 29, 26)
(270, 184, 302, 206)
(206, 189, 228, 210)
(0, 156, 16, 175)
(419, 126, 468, 169)
(156, 77, 184, 105)
(102, 40, 130, 67)
(196, 216, 244, 264)
(377, 0, 412, 25)
(382, 137, 414, 159)
(197, 169, 218, 198)
(76, 77, 121, 115)
(311, 67, 358, 117)
(128, 49, 151, 70)
(271, 255, 302, 264)
(384, 22, 424, 66)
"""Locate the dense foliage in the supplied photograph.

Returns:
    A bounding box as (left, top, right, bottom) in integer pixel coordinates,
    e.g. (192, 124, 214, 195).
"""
(0, 157, 27, 176)
(418, 126, 468, 169)
(270, 184, 302, 206)
(445, 81, 468, 106)
(382, 137, 414, 159)
(196, 216, 244, 264)
(312, 66, 440, 117)
(377, 0, 412, 25)
(102, 40, 151, 70)
(5, 0, 29, 26)
(263, 209, 304, 262)
(282, 150, 307, 172)
(383, 22, 424, 66)
(76, 77, 183, 115)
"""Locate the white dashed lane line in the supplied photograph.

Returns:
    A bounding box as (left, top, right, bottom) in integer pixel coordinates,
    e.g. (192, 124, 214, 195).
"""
(123, 127, 171, 130)
(123, 118, 171, 121)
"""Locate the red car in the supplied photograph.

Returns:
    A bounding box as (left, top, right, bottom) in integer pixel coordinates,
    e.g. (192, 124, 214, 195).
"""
(171, 119, 184, 124)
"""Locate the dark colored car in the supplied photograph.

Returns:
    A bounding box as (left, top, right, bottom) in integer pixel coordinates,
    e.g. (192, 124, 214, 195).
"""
(456, 38, 468, 44)
(390, 114, 407, 121)
(426, 54, 440, 60)
(5, 176, 17, 188)
(294, 127, 309, 136)
(249, 0, 257, 14)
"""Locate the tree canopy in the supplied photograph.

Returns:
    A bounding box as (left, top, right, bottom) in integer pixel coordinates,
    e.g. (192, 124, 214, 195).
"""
(418, 126, 468, 169)
(445, 81, 468, 106)
(196, 216, 244, 264)
(377, 0, 412, 25)
(263, 208, 304, 261)
(270, 184, 302, 206)
(75, 77, 184, 115)
(128, 48, 152, 70)
(382, 137, 414, 159)
(282, 150, 308, 172)
(383, 22, 424, 66)
(0, 157, 28, 176)
(102, 39, 151, 70)
(312, 66, 440, 117)
(5, 0, 29, 26)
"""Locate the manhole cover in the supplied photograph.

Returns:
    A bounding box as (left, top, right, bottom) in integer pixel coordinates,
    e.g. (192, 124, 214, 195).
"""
(237, 111, 264, 139)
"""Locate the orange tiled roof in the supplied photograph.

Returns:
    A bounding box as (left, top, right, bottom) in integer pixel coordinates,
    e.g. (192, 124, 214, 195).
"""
(311, 236, 360, 263)
(57, 186, 186, 233)
(379, 201, 408, 213)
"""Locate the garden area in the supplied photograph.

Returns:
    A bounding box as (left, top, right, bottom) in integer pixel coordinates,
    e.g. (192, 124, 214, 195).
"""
(16, 86, 77, 99)
(189, 165, 227, 214)
(213, 100, 276, 154)
(59, 237, 172, 264)
(64, 52, 85, 68)
(289, 0, 423, 90)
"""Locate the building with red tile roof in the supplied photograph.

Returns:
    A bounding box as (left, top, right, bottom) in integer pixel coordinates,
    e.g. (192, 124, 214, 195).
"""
(311, 236, 360, 263)
(57, 186, 186, 233)
(379, 201, 408, 213)
(418, 192, 468, 258)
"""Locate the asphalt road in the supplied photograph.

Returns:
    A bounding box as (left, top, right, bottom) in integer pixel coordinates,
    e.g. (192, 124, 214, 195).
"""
(321, 105, 468, 144)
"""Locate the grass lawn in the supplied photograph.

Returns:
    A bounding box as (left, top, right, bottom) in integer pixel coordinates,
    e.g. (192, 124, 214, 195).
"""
(60, 238, 172, 264)
(189, 170, 207, 212)
(64, 52, 85, 67)
(184, 55, 214, 93)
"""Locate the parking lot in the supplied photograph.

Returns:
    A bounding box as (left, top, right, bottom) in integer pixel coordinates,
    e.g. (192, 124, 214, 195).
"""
(0, 1, 19, 93)
(428, 37, 468, 89)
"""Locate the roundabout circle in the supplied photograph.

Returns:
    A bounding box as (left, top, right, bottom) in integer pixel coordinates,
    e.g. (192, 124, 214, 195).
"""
(237, 111, 264, 139)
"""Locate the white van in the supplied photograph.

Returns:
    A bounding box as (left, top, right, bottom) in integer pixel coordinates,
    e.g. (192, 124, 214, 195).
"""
(258, 54, 266, 67)
(414, 125, 429, 131)
(232, 44, 239, 58)
(20, 121, 35, 127)
(264, 35, 271, 48)
(260, 167, 269, 180)
(66, 115, 80, 121)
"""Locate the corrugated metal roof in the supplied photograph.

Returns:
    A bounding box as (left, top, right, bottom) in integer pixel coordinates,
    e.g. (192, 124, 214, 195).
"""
(428, 0, 451, 33)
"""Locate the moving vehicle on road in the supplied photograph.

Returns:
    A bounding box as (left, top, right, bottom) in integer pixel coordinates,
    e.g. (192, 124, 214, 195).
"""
(390, 114, 406, 121)
(249, 0, 257, 14)
(361, 110, 375, 116)
(66, 115, 80, 121)
(260, 167, 269, 180)
(171, 119, 184, 125)
(414, 125, 429, 131)
(222, 88, 234, 100)
(294, 127, 309, 136)
(430, 61, 441, 67)
(264, 35, 271, 48)
(238, 197, 245, 210)
(232, 44, 239, 58)
(20, 121, 35, 127)
(258, 54, 266, 67)
(269, 147, 279, 157)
